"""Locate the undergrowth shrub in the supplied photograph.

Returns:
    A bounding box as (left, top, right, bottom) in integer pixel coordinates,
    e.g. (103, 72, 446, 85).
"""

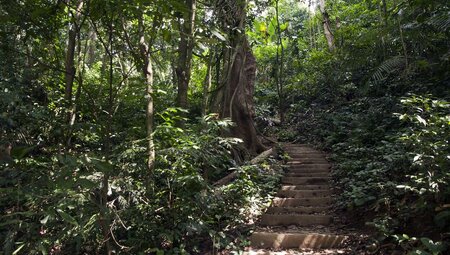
(317, 95, 449, 254)
(1, 110, 283, 254)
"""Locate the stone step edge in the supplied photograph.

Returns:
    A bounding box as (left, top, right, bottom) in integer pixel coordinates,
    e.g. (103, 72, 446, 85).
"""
(260, 214, 332, 226)
(280, 185, 330, 190)
(266, 205, 330, 213)
(271, 199, 332, 207)
(250, 232, 348, 249)
(276, 190, 332, 197)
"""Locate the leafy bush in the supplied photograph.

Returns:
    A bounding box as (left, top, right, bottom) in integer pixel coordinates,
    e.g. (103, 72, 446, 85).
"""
(1, 109, 283, 254)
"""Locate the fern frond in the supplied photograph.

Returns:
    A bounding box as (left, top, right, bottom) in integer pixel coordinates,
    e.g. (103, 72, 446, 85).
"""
(428, 11, 450, 31)
(370, 56, 406, 84)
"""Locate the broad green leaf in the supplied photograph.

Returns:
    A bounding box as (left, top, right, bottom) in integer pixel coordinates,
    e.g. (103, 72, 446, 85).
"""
(11, 145, 36, 159)
(57, 209, 78, 226)
(258, 22, 267, 33)
(280, 22, 289, 32)
(40, 215, 50, 224)
(211, 29, 226, 42)
(90, 158, 114, 173)
(416, 115, 427, 125)
(12, 243, 25, 255)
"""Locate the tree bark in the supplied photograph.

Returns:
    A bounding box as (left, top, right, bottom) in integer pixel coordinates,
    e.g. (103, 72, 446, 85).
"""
(378, 0, 387, 59)
(175, 0, 196, 123)
(202, 52, 213, 116)
(64, 0, 84, 126)
(318, 0, 335, 51)
(213, 0, 266, 155)
(392, 0, 408, 69)
(275, 0, 285, 124)
(139, 18, 155, 172)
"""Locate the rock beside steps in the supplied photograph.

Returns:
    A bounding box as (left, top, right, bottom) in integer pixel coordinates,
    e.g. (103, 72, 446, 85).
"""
(248, 144, 348, 252)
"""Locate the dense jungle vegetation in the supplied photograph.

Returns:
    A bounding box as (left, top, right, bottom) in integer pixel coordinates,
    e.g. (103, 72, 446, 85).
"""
(0, 0, 449, 254)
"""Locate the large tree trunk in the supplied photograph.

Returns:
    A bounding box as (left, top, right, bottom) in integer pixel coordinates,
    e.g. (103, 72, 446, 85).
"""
(175, 0, 196, 122)
(226, 40, 265, 154)
(318, 0, 335, 51)
(213, 0, 266, 155)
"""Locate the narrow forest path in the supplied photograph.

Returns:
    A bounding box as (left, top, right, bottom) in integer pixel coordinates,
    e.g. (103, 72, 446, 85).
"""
(245, 144, 358, 255)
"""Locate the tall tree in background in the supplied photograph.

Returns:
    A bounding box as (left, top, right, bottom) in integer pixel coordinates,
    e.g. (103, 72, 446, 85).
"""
(202, 51, 213, 116)
(318, 0, 335, 51)
(176, 0, 196, 123)
(64, 0, 84, 146)
(122, 5, 163, 173)
(275, 0, 286, 124)
(138, 16, 157, 172)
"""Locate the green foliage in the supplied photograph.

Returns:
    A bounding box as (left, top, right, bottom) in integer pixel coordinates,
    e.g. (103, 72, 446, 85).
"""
(396, 95, 450, 200)
(0, 107, 282, 254)
(393, 234, 448, 255)
(2, 0, 449, 253)
(0, 0, 285, 253)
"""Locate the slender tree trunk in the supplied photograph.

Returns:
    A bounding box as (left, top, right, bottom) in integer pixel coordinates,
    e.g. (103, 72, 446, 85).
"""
(381, 0, 388, 26)
(139, 19, 155, 172)
(64, 0, 84, 126)
(378, 0, 387, 60)
(397, 17, 408, 68)
(275, 0, 285, 124)
(308, 1, 314, 49)
(318, 0, 335, 51)
(67, 22, 89, 148)
(393, 0, 408, 68)
(202, 52, 213, 116)
(86, 27, 97, 65)
(175, 0, 196, 123)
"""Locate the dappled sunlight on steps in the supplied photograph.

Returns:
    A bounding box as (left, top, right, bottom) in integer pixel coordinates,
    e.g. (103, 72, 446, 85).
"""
(246, 144, 348, 254)
(250, 232, 347, 249)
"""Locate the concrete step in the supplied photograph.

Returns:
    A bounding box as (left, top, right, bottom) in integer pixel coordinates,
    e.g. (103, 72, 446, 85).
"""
(285, 172, 329, 177)
(284, 146, 318, 150)
(243, 250, 344, 255)
(287, 153, 326, 157)
(285, 148, 321, 151)
(283, 145, 317, 150)
(260, 214, 332, 226)
(266, 206, 330, 214)
(282, 177, 331, 185)
(288, 160, 329, 164)
(288, 163, 331, 168)
(287, 171, 330, 176)
(250, 232, 348, 249)
(276, 190, 331, 198)
(272, 197, 332, 207)
(280, 185, 330, 190)
(288, 166, 331, 170)
(286, 151, 321, 154)
(288, 167, 331, 173)
(287, 169, 330, 174)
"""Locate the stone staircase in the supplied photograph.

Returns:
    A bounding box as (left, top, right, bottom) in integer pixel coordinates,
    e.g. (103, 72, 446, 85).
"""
(247, 144, 348, 253)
